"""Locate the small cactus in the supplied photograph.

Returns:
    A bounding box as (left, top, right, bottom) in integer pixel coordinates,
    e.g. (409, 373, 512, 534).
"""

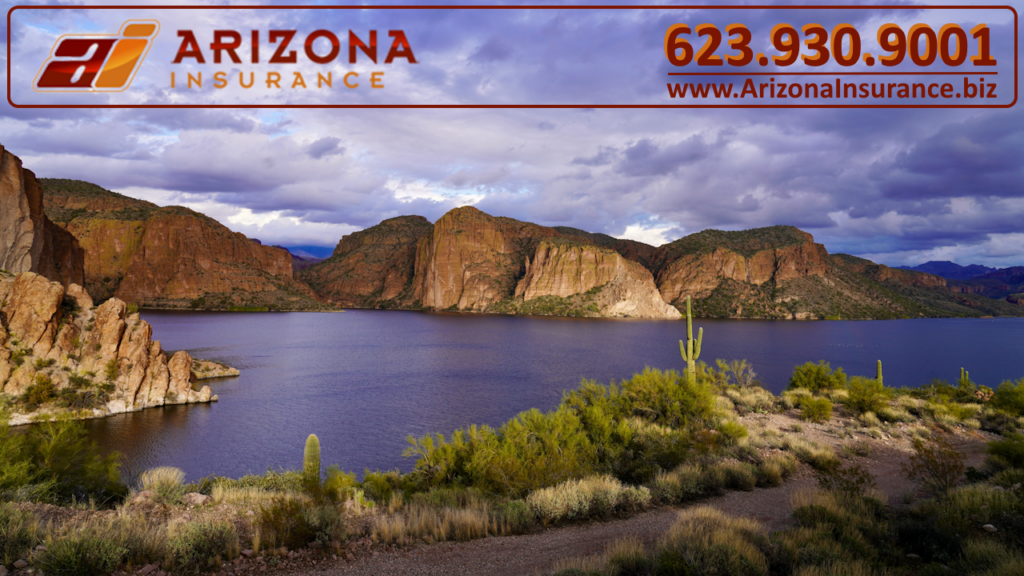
(678, 296, 703, 386)
(304, 434, 321, 483)
(877, 360, 883, 385)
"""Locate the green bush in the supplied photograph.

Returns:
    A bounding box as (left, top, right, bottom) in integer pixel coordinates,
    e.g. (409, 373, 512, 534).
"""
(0, 418, 125, 505)
(0, 503, 40, 567)
(845, 376, 888, 414)
(789, 361, 848, 393)
(993, 379, 1024, 416)
(800, 397, 833, 423)
(903, 434, 965, 496)
(36, 535, 127, 576)
(814, 462, 877, 498)
(169, 520, 237, 574)
(256, 498, 343, 550)
(140, 467, 187, 505)
(988, 434, 1024, 470)
(718, 420, 749, 445)
(20, 374, 57, 410)
(655, 506, 768, 576)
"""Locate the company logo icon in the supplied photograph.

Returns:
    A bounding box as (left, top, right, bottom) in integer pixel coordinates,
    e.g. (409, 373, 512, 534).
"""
(33, 20, 160, 92)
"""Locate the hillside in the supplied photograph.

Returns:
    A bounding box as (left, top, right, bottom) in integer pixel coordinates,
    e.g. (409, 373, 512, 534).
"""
(40, 178, 327, 311)
(898, 260, 997, 280)
(299, 213, 1024, 320)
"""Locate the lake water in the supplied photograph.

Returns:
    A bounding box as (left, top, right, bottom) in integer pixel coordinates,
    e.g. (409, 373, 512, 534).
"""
(83, 311, 1024, 482)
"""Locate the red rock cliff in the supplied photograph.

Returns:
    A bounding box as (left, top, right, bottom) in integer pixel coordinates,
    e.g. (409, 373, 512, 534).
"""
(0, 146, 85, 287)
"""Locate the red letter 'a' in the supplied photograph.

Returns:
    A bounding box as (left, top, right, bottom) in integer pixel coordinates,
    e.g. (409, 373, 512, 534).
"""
(385, 30, 416, 63)
(173, 30, 205, 63)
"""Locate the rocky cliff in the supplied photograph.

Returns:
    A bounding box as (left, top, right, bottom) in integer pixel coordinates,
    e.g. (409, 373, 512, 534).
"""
(0, 146, 85, 288)
(513, 240, 680, 319)
(297, 216, 433, 308)
(411, 207, 561, 311)
(41, 179, 326, 311)
(302, 212, 1023, 320)
(0, 271, 221, 425)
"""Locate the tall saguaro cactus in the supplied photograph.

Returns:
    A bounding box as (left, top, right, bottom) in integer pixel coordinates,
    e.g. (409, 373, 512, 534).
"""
(304, 433, 321, 484)
(877, 360, 883, 385)
(679, 296, 703, 386)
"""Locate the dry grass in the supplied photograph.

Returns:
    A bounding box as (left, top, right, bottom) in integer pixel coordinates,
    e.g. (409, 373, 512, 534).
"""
(211, 485, 291, 507)
(526, 475, 650, 525)
(782, 437, 839, 470)
(372, 504, 498, 544)
(658, 506, 769, 576)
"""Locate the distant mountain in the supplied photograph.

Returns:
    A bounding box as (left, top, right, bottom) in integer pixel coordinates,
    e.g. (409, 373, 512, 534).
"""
(284, 245, 335, 259)
(898, 261, 997, 281)
(297, 207, 1024, 319)
(39, 177, 327, 311)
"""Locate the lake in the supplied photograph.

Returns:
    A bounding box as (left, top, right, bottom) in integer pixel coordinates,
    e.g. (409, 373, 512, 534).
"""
(83, 311, 1024, 482)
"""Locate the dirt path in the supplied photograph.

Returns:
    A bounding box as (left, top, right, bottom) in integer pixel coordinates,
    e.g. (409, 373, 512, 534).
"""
(277, 433, 989, 576)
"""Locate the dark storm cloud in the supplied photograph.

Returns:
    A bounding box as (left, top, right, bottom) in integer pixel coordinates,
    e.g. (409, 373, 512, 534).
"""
(3, 2, 1022, 266)
(616, 137, 711, 177)
(307, 137, 345, 160)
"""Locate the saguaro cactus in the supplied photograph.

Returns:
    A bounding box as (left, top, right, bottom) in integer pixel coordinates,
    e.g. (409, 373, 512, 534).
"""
(877, 360, 883, 385)
(959, 368, 971, 387)
(304, 433, 321, 483)
(679, 296, 703, 386)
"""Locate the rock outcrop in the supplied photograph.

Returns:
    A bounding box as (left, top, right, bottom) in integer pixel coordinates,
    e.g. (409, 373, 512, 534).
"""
(411, 207, 560, 311)
(652, 227, 832, 305)
(515, 240, 680, 319)
(0, 271, 219, 425)
(40, 178, 326, 310)
(0, 146, 85, 288)
(297, 216, 433, 308)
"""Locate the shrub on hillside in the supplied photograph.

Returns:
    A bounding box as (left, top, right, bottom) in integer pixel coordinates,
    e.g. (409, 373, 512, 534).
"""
(0, 503, 40, 567)
(140, 467, 186, 505)
(800, 397, 833, 423)
(903, 434, 965, 496)
(169, 520, 238, 574)
(993, 379, 1024, 417)
(789, 361, 848, 393)
(988, 433, 1024, 470)
(845, 376, 888, 414)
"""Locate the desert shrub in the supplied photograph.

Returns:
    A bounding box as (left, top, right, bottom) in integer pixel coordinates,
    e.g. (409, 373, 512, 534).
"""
(257, 497, 315, 550)
(0, 418, 125, 505)
(717, 359, 761, 389)
(915, 484, 1024, 550)
(169, 520, 238, 574)
(0, 503, 40, 567)
(858, 412, 881, 427)
(718, 420, 749, 446)
(845, 377, 888, 414)
(903, 434, 966, 496)
(139, 466, 186, 505)
(655, 506, 769, 576)
(783, 438, 839, 471)
(814, 463, 877, 498)
(36, 535, 127, 576)
(492, 500, 534, 534)
(988, 434, 1024, 470)
(213, 469, 304, 493)
(993, 379, 1024, 417)
(757, 453, 798, 488)
(789, 361, 848, 393)
(800, 397, 833, 423)
(876, 406, 914, 423)
(990, 468, 1024, 489)
(20, 374, 57, 410)
(719, 461, 758, 492)
(526, 475, 648, 524)
(34, 357, 56, 370)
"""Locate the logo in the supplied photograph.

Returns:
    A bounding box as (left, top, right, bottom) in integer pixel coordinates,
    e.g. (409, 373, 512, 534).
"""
(33, 20, 159, 92)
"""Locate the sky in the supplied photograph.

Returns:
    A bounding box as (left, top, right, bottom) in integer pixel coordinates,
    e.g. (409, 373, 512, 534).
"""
(2, 0, 1023, 268)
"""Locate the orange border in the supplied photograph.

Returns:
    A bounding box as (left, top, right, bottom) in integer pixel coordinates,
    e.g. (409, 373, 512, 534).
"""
(7, 5, 1018, 109)
(32, 20, 160, 93)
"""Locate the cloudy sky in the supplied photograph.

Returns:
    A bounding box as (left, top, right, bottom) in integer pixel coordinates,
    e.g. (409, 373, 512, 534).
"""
(3, 0, 1022, 266)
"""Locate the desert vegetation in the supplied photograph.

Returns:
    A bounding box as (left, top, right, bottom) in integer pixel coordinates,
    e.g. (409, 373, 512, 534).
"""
(2, 306, 1024, 575)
